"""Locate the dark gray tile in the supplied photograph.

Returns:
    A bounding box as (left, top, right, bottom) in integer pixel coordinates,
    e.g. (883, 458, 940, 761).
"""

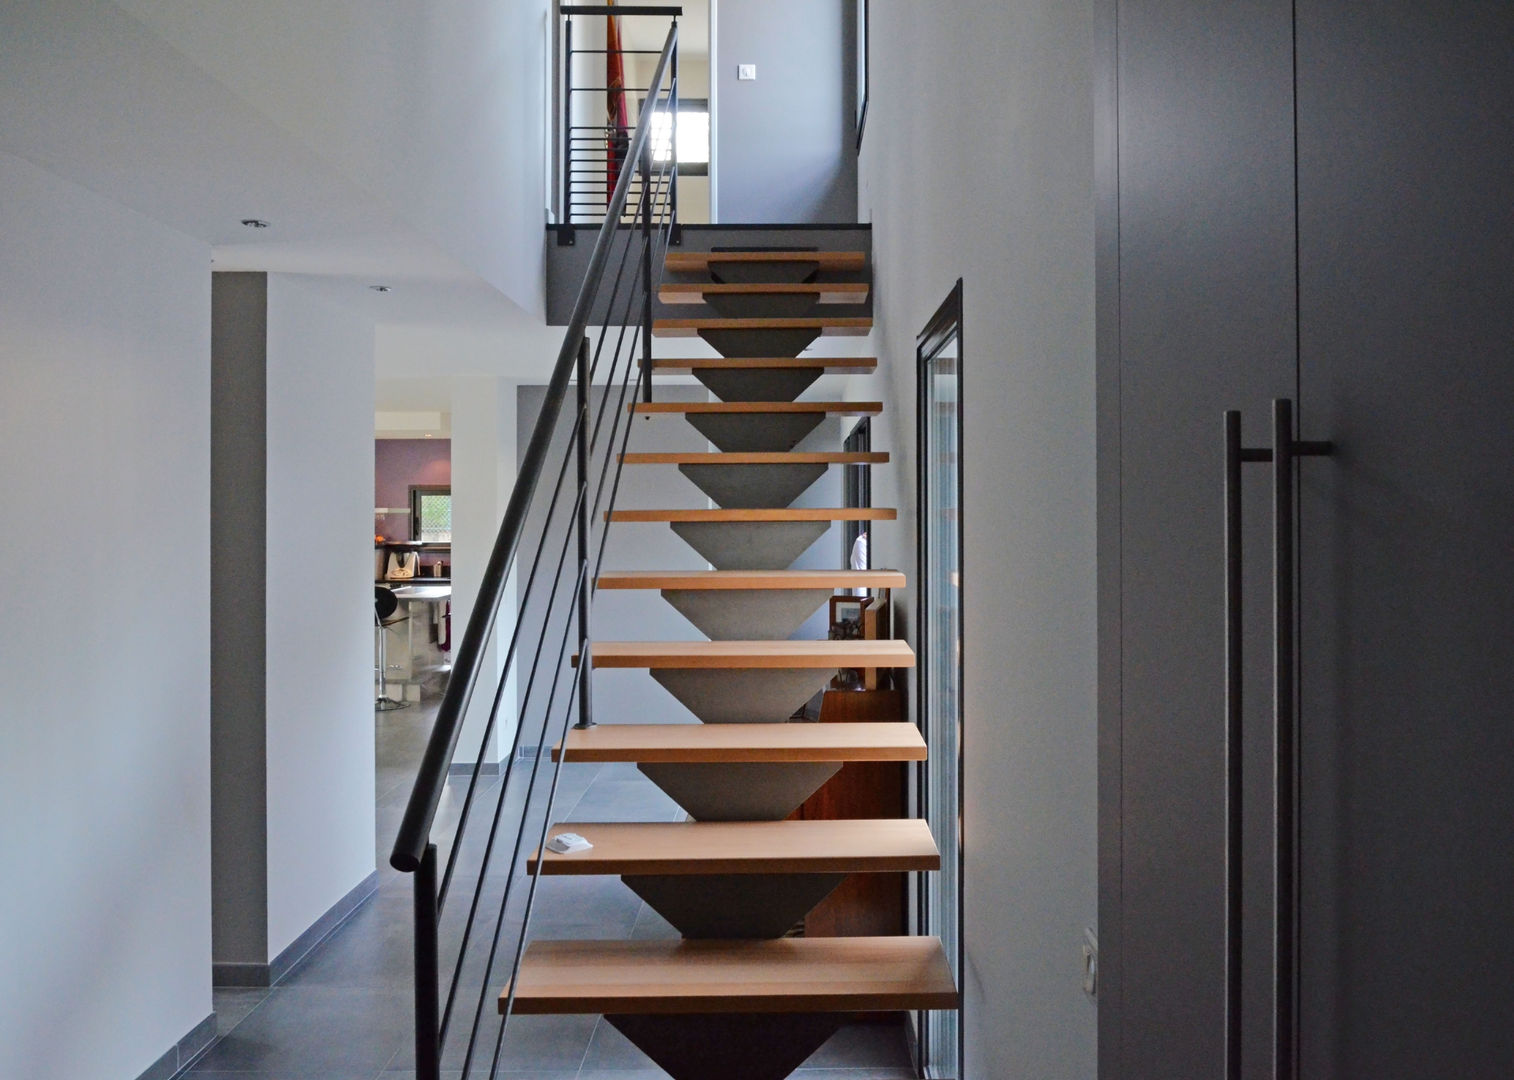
(578, 1015, 656, 1072)
(800, 1021, 914, 1069)
(213, 987, 272, 1035)
(628, 900, 680, 941)
(188, 986, 408, 1075)
(406, 1011, 598, 1074)
(190, 1072, 380, 1080)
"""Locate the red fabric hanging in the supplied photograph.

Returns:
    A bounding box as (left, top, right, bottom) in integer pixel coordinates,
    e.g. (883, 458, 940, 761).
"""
(605, 2, 630, 202)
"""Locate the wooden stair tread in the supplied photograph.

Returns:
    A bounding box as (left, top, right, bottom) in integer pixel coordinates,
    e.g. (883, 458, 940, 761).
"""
(554, 721, 927, 763)
(504, 936, 958, 1015)
(607, 507, 896, 523)
(664, 250, 867, 272)
(655, 316, 871, 337)
(660, 282, 870, 304)
(597, 569, 906, 591)
(622, 451, 889, 465)
(632, 400, 882, 414)
(580, 639, 915, 669)
(652, 356, 877, 372)
(529, 819, 939, 876)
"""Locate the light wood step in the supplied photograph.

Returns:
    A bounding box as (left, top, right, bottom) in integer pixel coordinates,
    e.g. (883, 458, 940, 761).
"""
(578, 639, 915, 669)
(606, 507, 896, 523)
(597, 569, 906, 591)
(503, 936, 958, 1015)
(665, 250, 867, 273)
(632, 400, 882, 415)
(621, 451, 888, 465)
(655, 316, 872, 338)
(660, 282, 870, 305)
(529, 819, 939, 876)
(652, 356, 877, 373)
(553, 721, 926, 763)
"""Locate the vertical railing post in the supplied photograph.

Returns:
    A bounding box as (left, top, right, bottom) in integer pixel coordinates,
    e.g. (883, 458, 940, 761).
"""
(640, 148, 654, 404)
(669, 28, 681, 245)
(574, 335, 595, 729)
(559, 16, 575, 245)
(414, 843, 441, 1080)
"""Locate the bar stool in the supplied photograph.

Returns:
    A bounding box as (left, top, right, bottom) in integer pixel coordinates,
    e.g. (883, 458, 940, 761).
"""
(375, 586, 410, 712)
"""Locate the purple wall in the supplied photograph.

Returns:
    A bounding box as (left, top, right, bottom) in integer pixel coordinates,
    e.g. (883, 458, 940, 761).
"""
(375, 439, 450, 543)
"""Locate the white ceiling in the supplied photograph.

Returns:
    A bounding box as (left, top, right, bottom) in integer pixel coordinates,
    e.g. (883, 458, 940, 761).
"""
(0, 0, 553, 330)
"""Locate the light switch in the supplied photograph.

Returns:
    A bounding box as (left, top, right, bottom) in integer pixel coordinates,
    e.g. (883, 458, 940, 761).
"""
(737, 63, 757, 81)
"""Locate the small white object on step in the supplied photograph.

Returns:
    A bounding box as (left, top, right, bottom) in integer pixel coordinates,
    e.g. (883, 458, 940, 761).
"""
(546, 832, 593, 854)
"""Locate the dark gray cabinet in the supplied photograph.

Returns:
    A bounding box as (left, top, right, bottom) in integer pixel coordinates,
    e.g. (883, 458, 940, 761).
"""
(1099, 2, 1514, 1077)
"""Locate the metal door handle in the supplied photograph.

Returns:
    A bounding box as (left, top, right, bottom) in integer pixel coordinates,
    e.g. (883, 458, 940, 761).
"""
(1270, 399, 1332, 1080)
(1224, 413, 1272, 1080)
(1226, 401, 1331, 1080)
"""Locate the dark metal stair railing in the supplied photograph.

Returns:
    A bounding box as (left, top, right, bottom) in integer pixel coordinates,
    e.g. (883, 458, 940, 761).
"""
(390, 23, 678, 1080)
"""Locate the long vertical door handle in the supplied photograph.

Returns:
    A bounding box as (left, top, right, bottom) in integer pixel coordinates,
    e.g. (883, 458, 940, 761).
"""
(1271, 398, 1332, 1080)
(1225, 414, 1272, 1080)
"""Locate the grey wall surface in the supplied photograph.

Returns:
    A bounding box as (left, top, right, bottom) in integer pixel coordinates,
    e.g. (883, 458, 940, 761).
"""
(859, 2, 1098, 1077)
(517, 382, 713, 738)
(210, 272, 377, 975)
(715, 0, 857, 223)
(211, 272, 271, 968)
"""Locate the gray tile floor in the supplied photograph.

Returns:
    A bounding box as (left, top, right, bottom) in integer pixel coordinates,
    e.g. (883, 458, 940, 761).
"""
(190, 703, 917, 1080)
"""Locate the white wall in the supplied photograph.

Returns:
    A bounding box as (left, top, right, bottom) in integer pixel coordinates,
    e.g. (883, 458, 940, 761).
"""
(859, 3, 1098, 1077)
(450, 377, 520, 766)
(113, 0, 552, 316)
(263, 275, 377, 956)
(0, 150, 213, 1080)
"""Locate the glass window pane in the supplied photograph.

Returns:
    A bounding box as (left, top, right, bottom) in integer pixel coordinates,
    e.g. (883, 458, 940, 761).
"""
(921, 324, 961, 1077)
(417, 494, 451, 543)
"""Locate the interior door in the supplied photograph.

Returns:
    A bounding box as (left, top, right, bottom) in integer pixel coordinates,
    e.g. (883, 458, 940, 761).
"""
(1295, 4, 1514, 1075)
(1102, 1, 1299, 1075)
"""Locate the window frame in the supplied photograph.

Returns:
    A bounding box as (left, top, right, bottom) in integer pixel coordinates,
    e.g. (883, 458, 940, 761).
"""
(408, 485, 452, 544)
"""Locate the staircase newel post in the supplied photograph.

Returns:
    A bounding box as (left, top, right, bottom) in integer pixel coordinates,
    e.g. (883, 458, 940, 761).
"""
(575, 334, 595, 730)
(413, 843, 442, 1080)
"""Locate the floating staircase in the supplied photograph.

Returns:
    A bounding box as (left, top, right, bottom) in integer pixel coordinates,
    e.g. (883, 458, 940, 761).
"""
(503, 242, 957, 1080)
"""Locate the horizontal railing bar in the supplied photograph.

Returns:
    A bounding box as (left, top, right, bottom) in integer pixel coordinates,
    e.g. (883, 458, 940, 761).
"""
(437, 223, 654, 1041)
(561, 4, 683, 14)
(390, 20, 677, 875)
(463, 162, 675, 1077)
(433, 164, 663, 913)
(470, 194, 672, 1076)
(568, 48, 666, 54)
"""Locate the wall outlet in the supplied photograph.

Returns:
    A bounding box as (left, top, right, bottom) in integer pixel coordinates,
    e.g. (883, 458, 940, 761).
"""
(737, 63, 757, 81)
(1081, 927, 1099, 997)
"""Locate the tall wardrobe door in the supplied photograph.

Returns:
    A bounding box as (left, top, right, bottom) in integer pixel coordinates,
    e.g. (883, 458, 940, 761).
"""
(1296, 4, 1514, 1076)
(1110, 2, 1297, 1074)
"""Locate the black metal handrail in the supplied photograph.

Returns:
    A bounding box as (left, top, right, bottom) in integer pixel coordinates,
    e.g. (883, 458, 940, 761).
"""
(391, 21, 678, 1080)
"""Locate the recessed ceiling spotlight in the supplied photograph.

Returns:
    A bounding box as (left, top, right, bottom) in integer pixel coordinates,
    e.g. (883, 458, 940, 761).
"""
(424, 433, 433, 438)
(240, 218, 270, 229)
(369, 284, 392, 293)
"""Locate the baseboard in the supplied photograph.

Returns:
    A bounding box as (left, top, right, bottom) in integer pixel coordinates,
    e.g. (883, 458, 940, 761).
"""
(132, 1012, 217, 1080)
(212, 870, 380, 988)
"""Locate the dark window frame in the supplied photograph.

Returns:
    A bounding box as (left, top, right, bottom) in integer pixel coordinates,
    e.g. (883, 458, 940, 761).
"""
(914, 278, 965, 1079)
(409, 485, 452, 543)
